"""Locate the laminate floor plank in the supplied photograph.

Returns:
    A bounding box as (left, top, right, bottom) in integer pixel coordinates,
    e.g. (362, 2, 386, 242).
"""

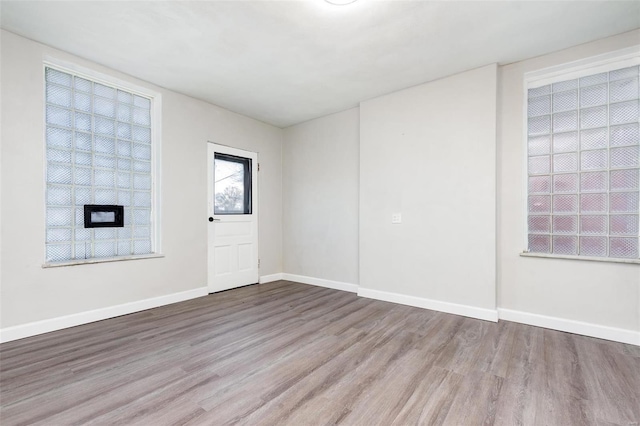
(441, 370, 505, 425)
(391, 366, 464, 426)
(84, 370, 221, 426)
(493, 362, 548, 426)
(238, 323, 426, 425)
(283, 330, 439, 425)
(542, 329, 589, 400)
(194, 333, 355, 421)
(475, 321, 517, 379)
(432, 317, 494, 376)
(1, 281, 638, 426)
(574, 337, 640, 425)
(335, 349, 437, 426)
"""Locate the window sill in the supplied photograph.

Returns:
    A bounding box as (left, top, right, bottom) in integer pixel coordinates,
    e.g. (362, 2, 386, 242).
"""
(42, 253, 165, 268)
(520, 252, 640, 265)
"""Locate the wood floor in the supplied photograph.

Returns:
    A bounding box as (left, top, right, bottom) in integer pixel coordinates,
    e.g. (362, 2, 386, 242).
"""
(1, 281, 639, 426)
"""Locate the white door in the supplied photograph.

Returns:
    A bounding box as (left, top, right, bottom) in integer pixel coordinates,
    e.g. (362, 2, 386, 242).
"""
(207, 143, 259, 292)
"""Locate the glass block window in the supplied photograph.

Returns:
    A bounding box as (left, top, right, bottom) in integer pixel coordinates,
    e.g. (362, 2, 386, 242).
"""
(45, 67, 155, 262)
(527, 64, 640, 259)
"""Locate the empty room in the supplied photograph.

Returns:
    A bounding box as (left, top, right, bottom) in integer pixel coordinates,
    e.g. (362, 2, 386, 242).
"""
(0, 0, 639, 425)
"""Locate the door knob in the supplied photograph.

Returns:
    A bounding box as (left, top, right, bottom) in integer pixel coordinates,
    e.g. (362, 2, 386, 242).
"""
(209, 217, 214, 222)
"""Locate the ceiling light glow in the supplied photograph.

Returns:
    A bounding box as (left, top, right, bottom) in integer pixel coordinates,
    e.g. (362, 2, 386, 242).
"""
(325, 0, 358, 5)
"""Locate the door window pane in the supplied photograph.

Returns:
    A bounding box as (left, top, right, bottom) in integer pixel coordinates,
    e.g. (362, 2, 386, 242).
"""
(214, 153, 251, 214)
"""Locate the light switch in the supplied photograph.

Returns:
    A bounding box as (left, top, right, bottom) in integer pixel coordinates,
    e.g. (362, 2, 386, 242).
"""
(392, 213, 402, 224)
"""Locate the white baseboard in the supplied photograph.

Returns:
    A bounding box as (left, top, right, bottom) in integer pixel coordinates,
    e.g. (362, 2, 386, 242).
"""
(259, 273, 284, 284)
(358, 287, 498, 322)
(281, 273, 358, 293)
(498, 308, 640, 346)
(5, 278, 635, 347)
(0, 287, 209, 344)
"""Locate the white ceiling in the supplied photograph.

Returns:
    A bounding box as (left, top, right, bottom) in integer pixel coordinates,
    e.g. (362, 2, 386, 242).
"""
(1, 1, 639, 128)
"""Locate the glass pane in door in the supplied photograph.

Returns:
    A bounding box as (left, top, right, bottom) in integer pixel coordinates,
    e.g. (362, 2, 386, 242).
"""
(214, 153, 251, 214)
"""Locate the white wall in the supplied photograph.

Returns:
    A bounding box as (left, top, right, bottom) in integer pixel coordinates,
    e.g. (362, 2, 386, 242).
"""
(0, 30, 4, 326)
(282, 108, 359, 285)
(0, 30, 282, 329)
(359, 64, 498, 317)
(498, 30, 640, 335)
